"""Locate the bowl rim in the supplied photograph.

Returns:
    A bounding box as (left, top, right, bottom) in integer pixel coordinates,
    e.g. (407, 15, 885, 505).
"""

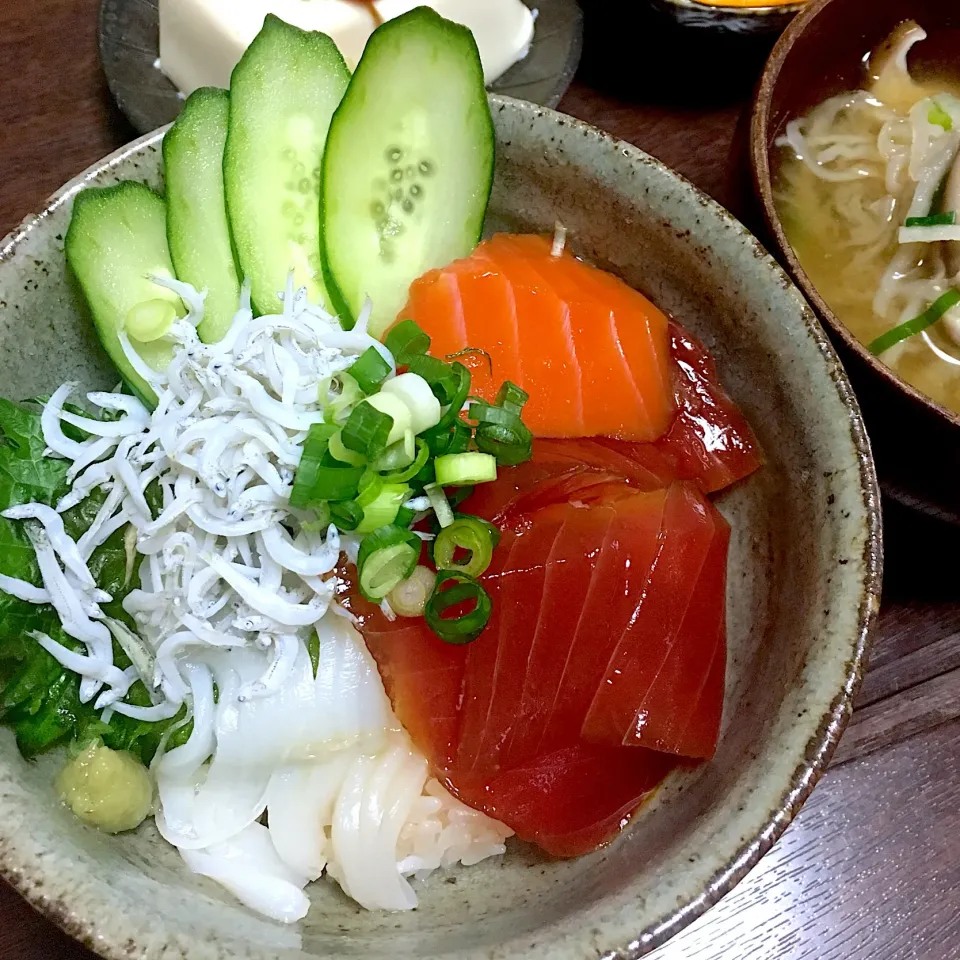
(0, 98, 883, 959)
(655, 0, 807, 17)
(749, 0, 960, 433)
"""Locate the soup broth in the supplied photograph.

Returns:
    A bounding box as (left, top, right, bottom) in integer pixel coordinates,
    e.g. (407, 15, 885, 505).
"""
(775, 21, 960, 415)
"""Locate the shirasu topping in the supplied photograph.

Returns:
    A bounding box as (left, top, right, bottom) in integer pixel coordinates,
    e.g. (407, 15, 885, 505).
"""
(3, 276, 386, 718)
(2, 278, 512, 923)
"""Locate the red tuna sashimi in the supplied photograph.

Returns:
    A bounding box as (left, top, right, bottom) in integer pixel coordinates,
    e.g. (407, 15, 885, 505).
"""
(651, 322, 762, 493)
(454, 743, 677, 858)
(581, 483, 729, 758)
(354, 474, 728, 856)
(465, 436, 678, 522)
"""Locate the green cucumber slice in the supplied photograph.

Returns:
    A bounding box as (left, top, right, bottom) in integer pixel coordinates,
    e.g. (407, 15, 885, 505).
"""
(65, 183, 184, 408)
(321, 8, 494, 337)
(163, 86, 241, 343)
(224, 15, 350, 316)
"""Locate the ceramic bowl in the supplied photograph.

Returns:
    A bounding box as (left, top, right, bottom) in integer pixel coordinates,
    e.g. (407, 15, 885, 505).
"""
(751, 0, 960, 523)
(0, 95, 880, 959)
(648, 0, 805, 36)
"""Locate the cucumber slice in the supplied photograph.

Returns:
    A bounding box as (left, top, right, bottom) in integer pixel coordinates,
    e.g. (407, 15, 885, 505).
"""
(65, 183, 184, 408)
(321, 8, 494, 337)
(163, 87, 241, 343)
(224, 15, 350, 316)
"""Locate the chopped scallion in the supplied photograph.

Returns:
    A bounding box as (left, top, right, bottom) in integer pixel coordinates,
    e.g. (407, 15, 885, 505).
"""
(385, 319, 431, 363)
(330, 498, 364, 531)
(904, 211, 957, 228)
(422, 419, 472, 458)
(322, 372, 361, 424)
(387, 566, 436, 618)
(378, 438, 430, 483)
(357, 483, 411, 533)
(328, 429, 367, 466)
(929, 102, 954, 131)
(424, 482, 455, 528)
(434, 362, 471, 427)
(447, 486, 475, 511)
(424, 571, 492, 644)
(869, 288, 960, 355)
(433, 515, 499, 578)
(288, 423, 337, 508)
(434, 452, 497, 486)
(125, 299, 178, 342)
(394, 505, 417, 528)
(348, 346, 392, 394)
(405, 354, 461, 406)
(357, 525, 421, 601)
(341, 401, 394, 458)
(494, 381, 529, 414)
(307, 631, 321, 677)
(302, 502, 332, 531)
(356, 470, 385, 508)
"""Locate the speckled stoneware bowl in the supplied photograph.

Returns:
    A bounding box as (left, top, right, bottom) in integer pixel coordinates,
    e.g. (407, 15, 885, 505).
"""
(0, 95, 881, 959)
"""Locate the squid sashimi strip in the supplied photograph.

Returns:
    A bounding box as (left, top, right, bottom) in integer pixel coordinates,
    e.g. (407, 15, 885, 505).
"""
(581, 483, 727, 759)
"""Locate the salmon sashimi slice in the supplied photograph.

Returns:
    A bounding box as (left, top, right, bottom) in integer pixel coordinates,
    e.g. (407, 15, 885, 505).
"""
(504, 235, 675, 428)
(398, 235, 760, 494)
(455, 268, 524, 389)
(494, 235, 663, 438)
(350, 470, 728, 856)
(489, 242, 584, 433)
(397, 233, 673, 441)
(581, 483, 729, 759)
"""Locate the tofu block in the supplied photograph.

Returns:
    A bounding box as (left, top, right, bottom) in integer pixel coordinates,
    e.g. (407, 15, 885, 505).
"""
(159, 0, 535, 95)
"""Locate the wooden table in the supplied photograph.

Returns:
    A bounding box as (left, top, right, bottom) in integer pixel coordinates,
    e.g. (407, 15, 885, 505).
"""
(1, 2, 958, 958)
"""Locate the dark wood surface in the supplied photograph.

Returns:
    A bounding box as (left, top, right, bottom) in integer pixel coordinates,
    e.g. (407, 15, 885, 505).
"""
(0, 2, 958, 958)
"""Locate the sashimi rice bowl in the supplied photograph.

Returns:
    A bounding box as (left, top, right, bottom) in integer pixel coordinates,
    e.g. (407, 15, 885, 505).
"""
(0, 7, 880, 958)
